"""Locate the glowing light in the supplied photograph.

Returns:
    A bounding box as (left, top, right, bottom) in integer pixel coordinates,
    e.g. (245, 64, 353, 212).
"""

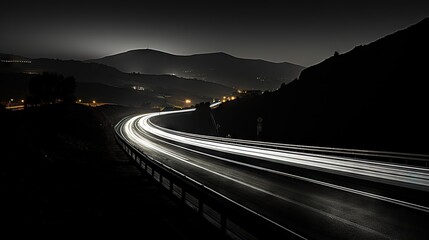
(10, 99, 14, 102)
(231, 96, 236, 100)
(118, 108, 429, 191)
(185, 99, 192, 104)
(0, 59, 32, 64)
(21, 99, 24, 103)
(92, 100, 96, 104)
(78, 99, 82, 103)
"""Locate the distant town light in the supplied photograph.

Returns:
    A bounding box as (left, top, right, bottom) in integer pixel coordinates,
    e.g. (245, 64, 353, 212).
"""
(10, 98, 14, 102)
(231, 96, 236, 100)
(132, 85, 145, 91)
(78, 99, 82, 103)
(185, 99, 192, 104)
(21, 99, 24, 103)
(92, 100, 96, 104)
(0, 59, 32, 64)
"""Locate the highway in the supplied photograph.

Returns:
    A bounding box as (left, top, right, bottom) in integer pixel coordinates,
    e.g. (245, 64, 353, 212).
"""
(116, 106, 429, 239)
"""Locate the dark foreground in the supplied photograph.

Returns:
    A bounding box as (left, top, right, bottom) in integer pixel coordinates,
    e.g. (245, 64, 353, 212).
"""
(0, 103, 227, 238)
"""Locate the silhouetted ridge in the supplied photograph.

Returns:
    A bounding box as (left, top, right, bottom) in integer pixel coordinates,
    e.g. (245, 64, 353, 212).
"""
(215, 17, 429, 154)
(88, 49, 304, 90)
(0, 54, 233, 106)
(110, 49, 177, 58)
(0, 53, 32, 61)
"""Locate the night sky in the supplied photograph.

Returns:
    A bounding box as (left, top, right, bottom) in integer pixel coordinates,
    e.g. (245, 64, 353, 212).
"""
(1, 1, 428, 66)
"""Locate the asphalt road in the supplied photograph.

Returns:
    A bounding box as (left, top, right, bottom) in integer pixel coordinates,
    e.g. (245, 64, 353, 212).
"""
(117, 108, 429, 239)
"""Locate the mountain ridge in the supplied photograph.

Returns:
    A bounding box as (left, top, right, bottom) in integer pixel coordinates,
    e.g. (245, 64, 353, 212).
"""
(214, 17, 429, 153)
(88, 49, 304, 90)
(98, 49, 299, 65)
(0, 54, 233, 106)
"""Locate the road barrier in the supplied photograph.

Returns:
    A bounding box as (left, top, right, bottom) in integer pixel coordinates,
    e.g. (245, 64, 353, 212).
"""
(114, 129, 306, 240)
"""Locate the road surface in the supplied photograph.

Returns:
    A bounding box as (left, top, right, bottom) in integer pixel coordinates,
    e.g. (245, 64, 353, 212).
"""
(116, 107, 429, 239)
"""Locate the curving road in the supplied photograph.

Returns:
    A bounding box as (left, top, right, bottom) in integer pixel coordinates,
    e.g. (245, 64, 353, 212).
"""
(116, 106, 429, 239)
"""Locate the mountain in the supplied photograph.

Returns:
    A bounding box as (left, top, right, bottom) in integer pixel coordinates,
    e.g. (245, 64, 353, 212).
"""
(1, 56, 126, 85)
(87, 49, 304, 90)
(0, 72, 158, 106)
(0, 56, 233, 106)
(214, 17, 429, 154)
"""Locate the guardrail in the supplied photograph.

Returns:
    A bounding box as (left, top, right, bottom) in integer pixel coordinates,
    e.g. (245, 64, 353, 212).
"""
(114, 128, 306, 240)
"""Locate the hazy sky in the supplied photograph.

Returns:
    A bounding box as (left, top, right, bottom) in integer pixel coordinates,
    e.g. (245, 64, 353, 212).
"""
(1, 0, 428, 66)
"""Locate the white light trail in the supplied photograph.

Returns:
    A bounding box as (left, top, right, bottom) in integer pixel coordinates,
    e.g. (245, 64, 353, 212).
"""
(116, 107, 429, 239)
(118, 106, 429, 198)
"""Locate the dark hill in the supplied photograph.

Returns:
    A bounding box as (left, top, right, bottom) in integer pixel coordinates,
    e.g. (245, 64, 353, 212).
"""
(0, 104, 229, 238)
(215, 17, 429, 154)
(0, 56, 125, 85)
(88, 49, 304, 90)
(0, 57, 233, 106)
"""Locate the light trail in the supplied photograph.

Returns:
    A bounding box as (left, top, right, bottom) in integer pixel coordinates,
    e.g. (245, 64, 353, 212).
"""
(116, 106, 429, 239)
(123, 108, 429, 192)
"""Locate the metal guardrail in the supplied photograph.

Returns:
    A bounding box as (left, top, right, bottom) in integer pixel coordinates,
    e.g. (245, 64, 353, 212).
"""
(114, 128, 306, 240)
(115, 112, 429, 239)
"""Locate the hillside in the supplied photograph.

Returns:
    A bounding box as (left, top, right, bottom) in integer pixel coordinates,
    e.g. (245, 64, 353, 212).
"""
(0, 103, 229, 238)
(214, 17, 429, 154)
(0, 55, 125, 85)
(88, 49, 304, 90)
(0, 57, 233, 106)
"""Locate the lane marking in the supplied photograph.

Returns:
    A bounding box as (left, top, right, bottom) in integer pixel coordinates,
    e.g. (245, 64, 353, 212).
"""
(141, 115, 429, 189)
(134, 114, 429, 212)
(123, 117, 394, 239)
